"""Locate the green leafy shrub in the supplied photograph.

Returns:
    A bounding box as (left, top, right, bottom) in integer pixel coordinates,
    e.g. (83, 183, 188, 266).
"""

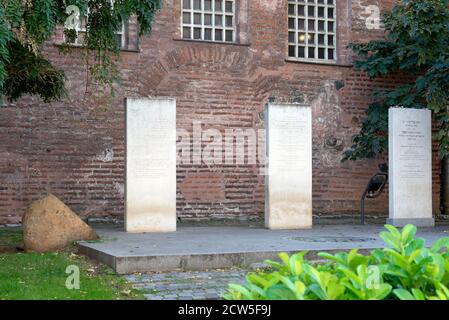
(223, 225, 449, 300)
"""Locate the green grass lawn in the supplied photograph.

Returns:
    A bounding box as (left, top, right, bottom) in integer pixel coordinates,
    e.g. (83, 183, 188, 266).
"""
(0, 227, 144, 300)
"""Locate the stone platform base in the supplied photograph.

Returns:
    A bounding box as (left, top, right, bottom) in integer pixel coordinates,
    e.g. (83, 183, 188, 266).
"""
(78, 224, 447, 274)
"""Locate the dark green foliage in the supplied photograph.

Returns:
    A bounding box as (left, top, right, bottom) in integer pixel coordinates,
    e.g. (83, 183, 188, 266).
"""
(4, 40, 66, 102)
(343, 0, 449, 161)
(0, 20, 9, 91)
(23, 0, 59, 45)
(0, 0, 162, 102)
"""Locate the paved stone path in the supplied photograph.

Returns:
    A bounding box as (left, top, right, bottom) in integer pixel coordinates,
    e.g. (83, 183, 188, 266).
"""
(125, 269, 247, 300)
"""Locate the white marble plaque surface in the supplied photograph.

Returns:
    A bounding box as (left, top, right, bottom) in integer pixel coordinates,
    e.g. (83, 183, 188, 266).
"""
(265, 104, 312, 229)
(126, 98, 176, 232)
(388, 107, 434, 227)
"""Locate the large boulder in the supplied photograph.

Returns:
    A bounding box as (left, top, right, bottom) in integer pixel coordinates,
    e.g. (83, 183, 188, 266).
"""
(22, 194, 99, 252)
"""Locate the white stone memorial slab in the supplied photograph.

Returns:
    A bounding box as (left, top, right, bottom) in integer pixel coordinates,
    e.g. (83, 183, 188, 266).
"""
(125, 98, 177, 232)
(265, 103, 313, 229)
(388, 107, 434, 227)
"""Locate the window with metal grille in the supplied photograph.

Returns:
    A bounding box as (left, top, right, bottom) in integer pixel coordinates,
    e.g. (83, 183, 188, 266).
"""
(288, 0, 336, 61)
(182, 0, 235, 42)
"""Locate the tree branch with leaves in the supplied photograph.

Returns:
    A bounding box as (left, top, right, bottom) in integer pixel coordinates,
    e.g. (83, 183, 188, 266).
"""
(0, 0, 162, 102)
(343, 0, 449, 161)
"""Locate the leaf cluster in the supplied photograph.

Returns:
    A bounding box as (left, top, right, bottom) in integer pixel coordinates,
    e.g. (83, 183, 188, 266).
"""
(224, 224, 449, 300)
(0, 0, 162, 102)
(343, 0, 449, 161)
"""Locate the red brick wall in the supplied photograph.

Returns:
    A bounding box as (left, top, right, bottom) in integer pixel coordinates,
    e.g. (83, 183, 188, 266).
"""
(0, 0, 441, 224)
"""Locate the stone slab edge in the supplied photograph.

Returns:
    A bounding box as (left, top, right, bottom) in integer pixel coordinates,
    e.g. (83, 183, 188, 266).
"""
(77, 244, 375, 274)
